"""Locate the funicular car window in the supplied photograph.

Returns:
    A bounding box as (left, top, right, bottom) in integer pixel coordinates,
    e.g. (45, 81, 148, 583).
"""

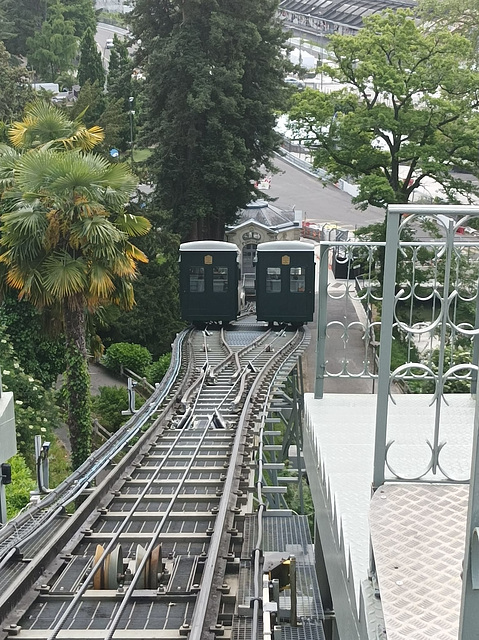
(290, 267, 305, 293)
(189, 267, 205, 292)
(266, 267, 281, 293)
(213, 267, 228, 292)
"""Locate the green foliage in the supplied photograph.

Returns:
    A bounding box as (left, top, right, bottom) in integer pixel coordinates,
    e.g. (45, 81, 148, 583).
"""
(103, 342, 152, 376)
(98, 216, 183, 358)
(91, 385, 130, 432)
(61, 0, 96, 39)
(48, 436, 71, 486)
(288, 9, 479, 211)
(284, 472, 314, 535)
(0, 325, 62, 468)
(0, 0, 47, 57)
(130, 0, 291, 240)
(78, 28, 105, 88)
(0, 104, 150, 468)
(64, 343, 91, 469)
(0, 42, 34, 122)
(0, 294, 65, 388)
(26, 1, 77, 82)
(146, 353, 171, 384)
(96, 10, 128, 27)
(5, 454, 35, 519)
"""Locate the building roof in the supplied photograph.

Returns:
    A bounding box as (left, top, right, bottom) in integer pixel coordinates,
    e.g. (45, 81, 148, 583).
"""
(280, 0, 416, 29)
(232, 200, 301, 231)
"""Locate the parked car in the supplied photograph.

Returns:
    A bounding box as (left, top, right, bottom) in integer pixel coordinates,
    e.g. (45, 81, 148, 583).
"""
(284, 77, 305, 90)
(106, 38, 114, 49)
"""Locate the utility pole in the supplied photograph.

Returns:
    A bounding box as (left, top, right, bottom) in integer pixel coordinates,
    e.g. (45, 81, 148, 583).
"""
(129, 96, 135, 170)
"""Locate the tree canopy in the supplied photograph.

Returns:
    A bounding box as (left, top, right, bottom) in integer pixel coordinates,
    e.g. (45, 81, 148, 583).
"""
(288, 9, 479, 210)
(0, 102, 151, 468)
(78, 28, 105, 89)
(0, 42, 34, 124)
(130, 0, 291, 241)
(26, 0, 77, 82)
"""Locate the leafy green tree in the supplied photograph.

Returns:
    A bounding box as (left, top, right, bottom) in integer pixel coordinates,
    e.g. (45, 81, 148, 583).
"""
(78, 28, 105, 89)
(130, 0, 291, 241)
(0, 325, 62, 469)
(61, 0, 96, 39)
(146, 353, 171, 384)
(106, 35, 135, 152)
(107, 35, 133, 101)
(0, 2, 16, 43)
(0, 0, 47, 57)
(71, 81, 130, 155)
(98, 210, 183, 358)
(0, 293, 65, 387)
(0, 42, 34, 123)
(26, 0, 77, 82)
(0, 105, 151, 468)
(416, 0, 479, 58)
(288, 10, 479, 211)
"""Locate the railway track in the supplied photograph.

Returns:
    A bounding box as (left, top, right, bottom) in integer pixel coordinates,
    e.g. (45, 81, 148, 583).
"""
(0, 320, 318, 640)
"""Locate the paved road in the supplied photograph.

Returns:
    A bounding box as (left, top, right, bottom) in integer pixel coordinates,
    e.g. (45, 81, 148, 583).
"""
(268, 156, 384, 231)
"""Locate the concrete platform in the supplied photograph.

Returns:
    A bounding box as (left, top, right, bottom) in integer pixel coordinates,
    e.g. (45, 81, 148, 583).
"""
(303, 392, 475, 639)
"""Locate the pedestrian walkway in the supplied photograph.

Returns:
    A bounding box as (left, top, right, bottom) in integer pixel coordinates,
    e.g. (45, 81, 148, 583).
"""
(89, 361, 126, 396)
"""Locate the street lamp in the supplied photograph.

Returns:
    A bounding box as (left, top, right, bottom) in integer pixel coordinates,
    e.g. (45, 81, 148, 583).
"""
(128, 96, 135, 170)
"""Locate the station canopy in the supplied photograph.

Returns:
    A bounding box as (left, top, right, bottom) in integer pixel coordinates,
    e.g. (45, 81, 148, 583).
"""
(280, 0, 416, 29)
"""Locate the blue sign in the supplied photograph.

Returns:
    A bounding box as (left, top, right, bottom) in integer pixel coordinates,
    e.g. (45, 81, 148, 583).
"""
(110, 148, 119, 158)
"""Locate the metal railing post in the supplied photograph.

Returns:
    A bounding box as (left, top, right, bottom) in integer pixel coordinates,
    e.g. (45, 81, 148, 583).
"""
(372, 208, 401, 489)
(315, 243, 330, 398)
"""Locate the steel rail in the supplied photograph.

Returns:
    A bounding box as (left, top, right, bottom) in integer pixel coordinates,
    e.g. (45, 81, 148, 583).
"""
(251, 328, 308, 640)
(0, 328, 190, 560)
(189, 328, 306, 639)
(2, 324, 310, 640)
(48, 415, 216, 640)
(46, 328, 262, 640)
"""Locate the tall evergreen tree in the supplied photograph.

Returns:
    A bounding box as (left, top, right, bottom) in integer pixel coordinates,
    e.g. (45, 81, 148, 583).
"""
(130, 0, 290, 241)
(0, 42, 34, 123)
(78, 28, 105, 88)
(106, 35, 135, 151)
(26, 0, 77, 82)
(107, 35, 133, 102)
(61, 0, 96, 38)
(0, 0, 47, 57)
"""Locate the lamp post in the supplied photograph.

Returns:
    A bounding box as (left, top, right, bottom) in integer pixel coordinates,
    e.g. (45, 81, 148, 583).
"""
(128, 96, 135, 170)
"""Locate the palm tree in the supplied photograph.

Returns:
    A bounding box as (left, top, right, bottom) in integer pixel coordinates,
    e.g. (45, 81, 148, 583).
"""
(8, 100, 104, 151)
(0, 110, 150, 468)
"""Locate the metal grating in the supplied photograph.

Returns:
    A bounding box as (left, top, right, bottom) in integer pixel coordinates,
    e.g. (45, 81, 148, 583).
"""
(234, 514, 324, 639)
(281, 620, 326, 640)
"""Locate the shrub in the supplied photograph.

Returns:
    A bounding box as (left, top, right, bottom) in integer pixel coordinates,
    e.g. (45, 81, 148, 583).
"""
(146, 353, 172, 384)
(5, 454, 35, 520)
(103, 342, 152, 377)
(91, 386, 130, 432)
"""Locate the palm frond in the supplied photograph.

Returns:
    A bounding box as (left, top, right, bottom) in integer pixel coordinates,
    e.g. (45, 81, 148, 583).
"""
(110, 279, 135, 310)
(1, 206, 48, 238)
(70, 216, 124, 250)
(125, 242, 149, 263)
(115, 213, 151, 237)
(8, 100, 105, 151)
(42, 251, 88, 298)
(88, 263, 115, 299)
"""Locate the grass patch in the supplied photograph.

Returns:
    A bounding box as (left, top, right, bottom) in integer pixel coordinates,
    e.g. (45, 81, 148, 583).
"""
(133, 148, 152, 163)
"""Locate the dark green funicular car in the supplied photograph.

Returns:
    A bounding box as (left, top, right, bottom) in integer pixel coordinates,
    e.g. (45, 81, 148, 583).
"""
(179, 241, 242, 324)
(255, 241, 316, 326)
